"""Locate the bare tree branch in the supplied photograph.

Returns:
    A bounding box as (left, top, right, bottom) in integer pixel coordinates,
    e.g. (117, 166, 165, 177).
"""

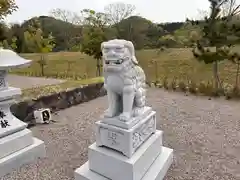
(196, 9, 209, 20)
(80, 9, 109, 29)
(48, 8, 83, 50)
(104, 2, 136, 25)
(221, 0, 240, 17)
(49, 8, 82, 25)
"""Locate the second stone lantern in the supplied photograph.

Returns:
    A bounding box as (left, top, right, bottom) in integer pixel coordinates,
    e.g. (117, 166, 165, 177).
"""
(0, 48, 46, 178)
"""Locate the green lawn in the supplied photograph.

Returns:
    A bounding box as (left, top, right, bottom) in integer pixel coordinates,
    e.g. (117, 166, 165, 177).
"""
(12, 48, 239, 88)
(21, 77, 104, 100)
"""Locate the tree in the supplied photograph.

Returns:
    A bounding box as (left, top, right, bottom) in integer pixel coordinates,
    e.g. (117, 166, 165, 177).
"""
(0, 0, 18, 19)
(49, 8, 82, 50)
(22, 18, 55, 75)
(104, 2, 136, 38)
(192, 0, 240, 93)
(8, 23, 24, 53)
(173, 22, 202, 47)
(0, 21, 18, 51)
(145, 24, 166, 48)
(196, 9, 209, 20)
(80, 9, 111, 76)
(228, 51, 240, 87)
(114, 16, 152, 49)
(49, 8, 82, 25)
(22, 18, 55, 53)
(221, 0, 240, 16)
(0, 21, 9, 41)
(159, 34, 177, 48)
(0, 36, 17, 50)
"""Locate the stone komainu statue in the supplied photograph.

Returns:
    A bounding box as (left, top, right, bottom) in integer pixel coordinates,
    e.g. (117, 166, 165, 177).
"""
(101, 39, 146, 122)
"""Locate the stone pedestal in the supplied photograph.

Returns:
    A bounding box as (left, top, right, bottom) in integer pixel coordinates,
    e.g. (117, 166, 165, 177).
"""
(0, 87, 46, 178)
(96, 107, 156, 158)
(75, 107, 173, 180)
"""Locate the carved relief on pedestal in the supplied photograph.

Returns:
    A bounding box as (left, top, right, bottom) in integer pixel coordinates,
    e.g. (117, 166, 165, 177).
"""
(132, 113, 156, 150)
(96, 111, 156, 158)
(0, 71, 7, 90)
(98, 126, 124, 151)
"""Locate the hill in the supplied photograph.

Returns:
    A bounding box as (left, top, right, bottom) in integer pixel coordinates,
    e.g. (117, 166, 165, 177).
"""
(20, 15, 188, 51)
(21, 16, 82, 51)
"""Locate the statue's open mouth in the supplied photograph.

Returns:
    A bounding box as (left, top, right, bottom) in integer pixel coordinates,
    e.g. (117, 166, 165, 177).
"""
(105, 59, 123, 65)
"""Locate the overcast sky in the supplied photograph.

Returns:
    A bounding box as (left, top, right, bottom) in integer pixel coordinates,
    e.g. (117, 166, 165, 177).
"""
(4, 0, 230, 24)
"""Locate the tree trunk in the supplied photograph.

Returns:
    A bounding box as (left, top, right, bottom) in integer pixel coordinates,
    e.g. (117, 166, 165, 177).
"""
(41, 54, 45, 76)
(116, 25, 121, 39)
(155, 61, 159, 82)
(213, 61, 219, 89)
(96, 58, 101, 76)
(236, 61, 240, 87)
(67, 61, 71, 77)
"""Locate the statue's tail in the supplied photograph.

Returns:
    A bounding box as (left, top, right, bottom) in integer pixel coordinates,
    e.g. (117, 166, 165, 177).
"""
(135, 67, 146, 108)
(135, 66, 146, 88)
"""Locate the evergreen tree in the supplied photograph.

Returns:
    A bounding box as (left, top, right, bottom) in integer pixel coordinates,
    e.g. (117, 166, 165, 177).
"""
(192, 0, 240, 92)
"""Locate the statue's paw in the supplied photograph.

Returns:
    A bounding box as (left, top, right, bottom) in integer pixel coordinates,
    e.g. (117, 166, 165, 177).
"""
(104, 109, 115, 118)
(119, 112, 131, 122)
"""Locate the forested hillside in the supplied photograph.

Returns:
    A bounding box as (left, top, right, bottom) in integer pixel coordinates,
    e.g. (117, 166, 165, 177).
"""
(1, 15, 187, 52)
(1, 0, 240, 53)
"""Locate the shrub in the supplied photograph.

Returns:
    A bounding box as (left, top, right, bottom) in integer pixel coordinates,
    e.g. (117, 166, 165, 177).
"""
(188, 80, 197, 94)
(171, 77, 177, 91)
(163, 77, 169, 90)
(178, 81, 187, 92)
(226, 86, 240, 99)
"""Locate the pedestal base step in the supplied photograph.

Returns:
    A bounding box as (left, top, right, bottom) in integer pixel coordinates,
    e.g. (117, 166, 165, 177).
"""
(0, 129, 33, 159)
(75, 146, 173, 180)
(0, 114, 27, 139)
(0, 138, 46, 178)
(89, 131, 163, 180)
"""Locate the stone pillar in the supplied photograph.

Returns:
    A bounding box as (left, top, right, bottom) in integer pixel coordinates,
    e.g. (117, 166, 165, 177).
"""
(0, 48, 46, 178)
(74, 39, 173, 180)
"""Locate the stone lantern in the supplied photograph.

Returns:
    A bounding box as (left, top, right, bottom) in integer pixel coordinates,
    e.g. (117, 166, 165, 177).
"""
(0, 48, 46, 177)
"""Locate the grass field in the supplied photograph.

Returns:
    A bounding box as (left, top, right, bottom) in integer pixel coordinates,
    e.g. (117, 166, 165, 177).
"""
(11, 48, 240, 88)
(21, 77, 104, 100)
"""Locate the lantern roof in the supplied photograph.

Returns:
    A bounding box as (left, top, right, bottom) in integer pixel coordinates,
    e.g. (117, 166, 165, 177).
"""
(0, 48, 32, 70)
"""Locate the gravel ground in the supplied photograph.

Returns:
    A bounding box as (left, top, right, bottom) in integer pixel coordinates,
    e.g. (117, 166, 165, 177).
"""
(6, 75, 65, 89)
(2, 88, 240, 180)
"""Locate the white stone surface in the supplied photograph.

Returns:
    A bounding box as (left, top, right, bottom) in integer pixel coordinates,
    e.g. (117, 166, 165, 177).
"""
(96, 110, 156, 158)
(101, 106, 152, 129)
(0, 118, 27, 139)
(0, 129, 33, 159)
(0, 99, 27, 138)
(75, 146, 173, 180)
(141, 147, 173, 180)
(0, 137, 46, 178)
(0, 48, 32, 70)
(0, 87, 21, 101)
(0, 70, 8, 91)
(101, 39, 146, 122)
(75, 162, 108, 180)
(89, 131, 162, 180)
